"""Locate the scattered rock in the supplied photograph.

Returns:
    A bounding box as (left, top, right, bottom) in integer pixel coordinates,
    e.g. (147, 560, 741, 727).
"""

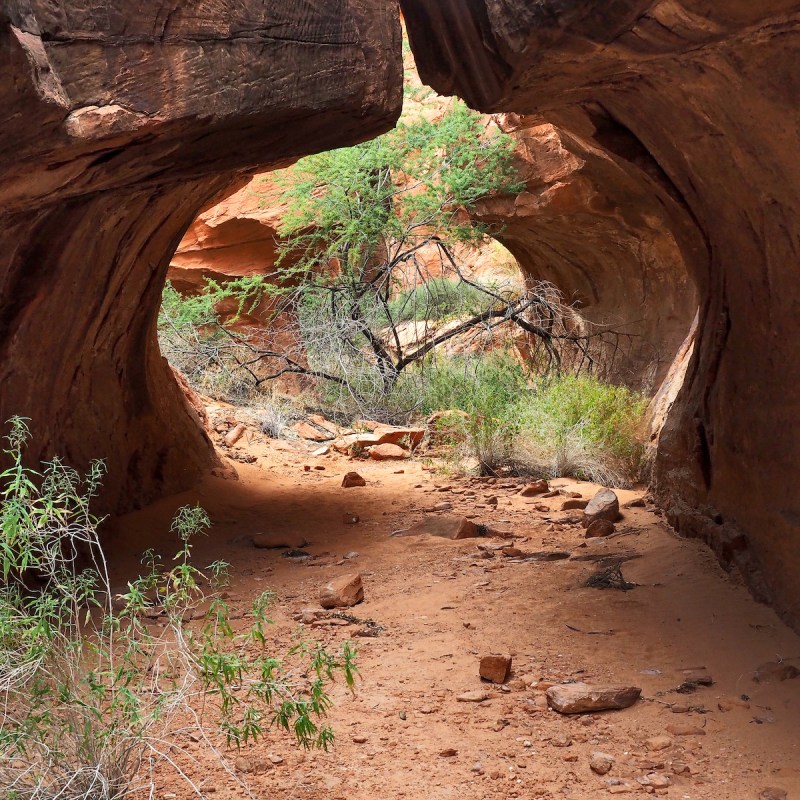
(224, 423, 246, 447)
(561, 498, 589, 511)
(590, 752, 615, 775)
(369, 443, 409, 461)
(638, 773, 671, 788)
(585, 519, 616, 538)
(398, 516, 482, 540)
(439, 748, 458, 758)
(252, 532, 308, 549)
(754, 661, 800, 683)
(342, 513, 360, 525)
(479, 654, 512, 684)
(319, 573, 364, 609)
(546, 683, 641, 714)
(583, 489, 621, 525)
(665, 723, 706, 736)
(352, 734, 368, 744)
(341, 471, 366, 488)
(645, 735, 672, 752)
(456, 689, 490, 703)
(432, 501, 453, 512)
(343, 550, 360, 560)
(550, 734, 572, 747)
(311, 445, 330, 456)
(519, 480, 549, 497)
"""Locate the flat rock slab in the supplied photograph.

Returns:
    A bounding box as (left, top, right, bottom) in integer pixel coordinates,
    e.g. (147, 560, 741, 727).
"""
(519, 480, 549, 497)
(546, 683, 641, 714)
(399, 516, 482, 540)
(320, 573, 364, 609)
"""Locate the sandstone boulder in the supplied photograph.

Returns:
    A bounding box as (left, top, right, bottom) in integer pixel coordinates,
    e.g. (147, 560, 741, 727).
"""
(519, 480, 549, 497)
(583, 489, 621, 525)
(585, 519, 616, 538)
(319, 574, 364, 609)
(546, 683, 641, 714)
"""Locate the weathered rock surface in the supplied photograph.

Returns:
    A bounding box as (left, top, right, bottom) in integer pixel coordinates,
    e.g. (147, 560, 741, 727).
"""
(546, 683, 641, 714)
(401, 0, 800, 629)
(319, 573, 364, 609)
(369, 443, 409, 461)
(0, 2, 401, 511)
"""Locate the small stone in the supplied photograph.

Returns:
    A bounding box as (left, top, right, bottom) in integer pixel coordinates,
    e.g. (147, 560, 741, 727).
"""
(293, 421, 332, 442)
(235, 756, 253, 774)
(269, 755, 284, 765)
(343, 550, 360, 560)
(665, 723, 706, 736)
(753, 661, 800, 683)
(561, 498, 589, 511)
(224, 423, 246, 447)
(352, 735, 368, 744)
(369, 443, 409, 460)
(433, 501, 453, 511)
(319, 573, 364, 609)
(252, 532, 308, 549)
(546, 683, 641, 714)
(439, 748, 458, 758)
(585, 519, 616, 538)
(341, 471, 367, 488)
(645, 735, 672, 752)
(551, 734, 572, 747)
(583, 489, 621, 524)
(480, 653, 513, 684)
(519, 480, 549, 497)
(471, 762, 484, 774)
(342, 512, 360, 524)
(590, 752, 615, 775)
(624, 498, 646, 508)
(456, 689, 490, 703)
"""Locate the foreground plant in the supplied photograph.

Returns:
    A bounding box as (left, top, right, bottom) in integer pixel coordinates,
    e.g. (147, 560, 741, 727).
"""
(0, 417, 356, 800)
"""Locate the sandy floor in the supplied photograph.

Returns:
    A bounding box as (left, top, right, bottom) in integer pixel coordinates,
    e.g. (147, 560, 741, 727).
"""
(106, 427, 800, 800)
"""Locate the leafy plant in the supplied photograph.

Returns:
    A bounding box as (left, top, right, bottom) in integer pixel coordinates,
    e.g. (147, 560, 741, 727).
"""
(0, 417, 356, 800)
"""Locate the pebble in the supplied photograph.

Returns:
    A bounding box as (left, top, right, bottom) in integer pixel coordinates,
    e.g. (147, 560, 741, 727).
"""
(590, 752, 615, 775)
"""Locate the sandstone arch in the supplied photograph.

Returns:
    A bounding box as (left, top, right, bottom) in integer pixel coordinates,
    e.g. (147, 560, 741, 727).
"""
(402, 0, 800, 627)
(0, 1, 401, 510)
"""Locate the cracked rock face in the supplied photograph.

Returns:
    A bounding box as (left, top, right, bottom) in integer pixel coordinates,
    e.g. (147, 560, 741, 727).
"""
(0, 1, 401, 511)
(403, 0, 800, 629)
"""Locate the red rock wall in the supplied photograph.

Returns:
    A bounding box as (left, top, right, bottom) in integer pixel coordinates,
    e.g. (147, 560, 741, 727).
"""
(402, 0, 800, 628)
(0, 1, 402, 511)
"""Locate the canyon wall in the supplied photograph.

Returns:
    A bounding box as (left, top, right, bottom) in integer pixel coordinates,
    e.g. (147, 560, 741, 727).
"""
(0, 1, 401, 510)
(402, 0, 800, 627)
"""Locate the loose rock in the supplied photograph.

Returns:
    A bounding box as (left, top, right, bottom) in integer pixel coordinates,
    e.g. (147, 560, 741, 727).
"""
(585, 519, 616, 538)
(319, 573, 364, 609)
(224, 423, 246, 447)
(590, 752, 615, 775)
(546, 683, 641, 714)
(479, 654, 512, 684)
(398, 516, 482, 540)
(369, 443, 409, 461)
(760, 789, 788, 800)
(665, 723, 706, 736)
(519, 480, 549, 497)
(583, 489, 621, 525)
(456, 690, 490, 703)
(561, 498, 589, 511)
(342, 471, 367, 488)
(645, 735, 672, 751)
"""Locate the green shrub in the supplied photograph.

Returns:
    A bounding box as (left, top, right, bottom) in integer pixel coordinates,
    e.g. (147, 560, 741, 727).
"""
(388, 278, 507, 323)
(0, 417, 355, 800)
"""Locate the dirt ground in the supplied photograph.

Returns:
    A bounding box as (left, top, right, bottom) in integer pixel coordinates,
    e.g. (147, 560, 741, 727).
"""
(107, 423, 800, 800)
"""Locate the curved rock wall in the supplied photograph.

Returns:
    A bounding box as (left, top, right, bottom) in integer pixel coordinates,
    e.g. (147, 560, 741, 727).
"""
(0, 1, 401, 511)
(402, 0, 800, 627)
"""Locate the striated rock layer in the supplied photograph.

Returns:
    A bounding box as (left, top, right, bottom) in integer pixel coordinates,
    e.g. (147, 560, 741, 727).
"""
(403, 0, 800, 627)
(0, 2, 402, 510)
